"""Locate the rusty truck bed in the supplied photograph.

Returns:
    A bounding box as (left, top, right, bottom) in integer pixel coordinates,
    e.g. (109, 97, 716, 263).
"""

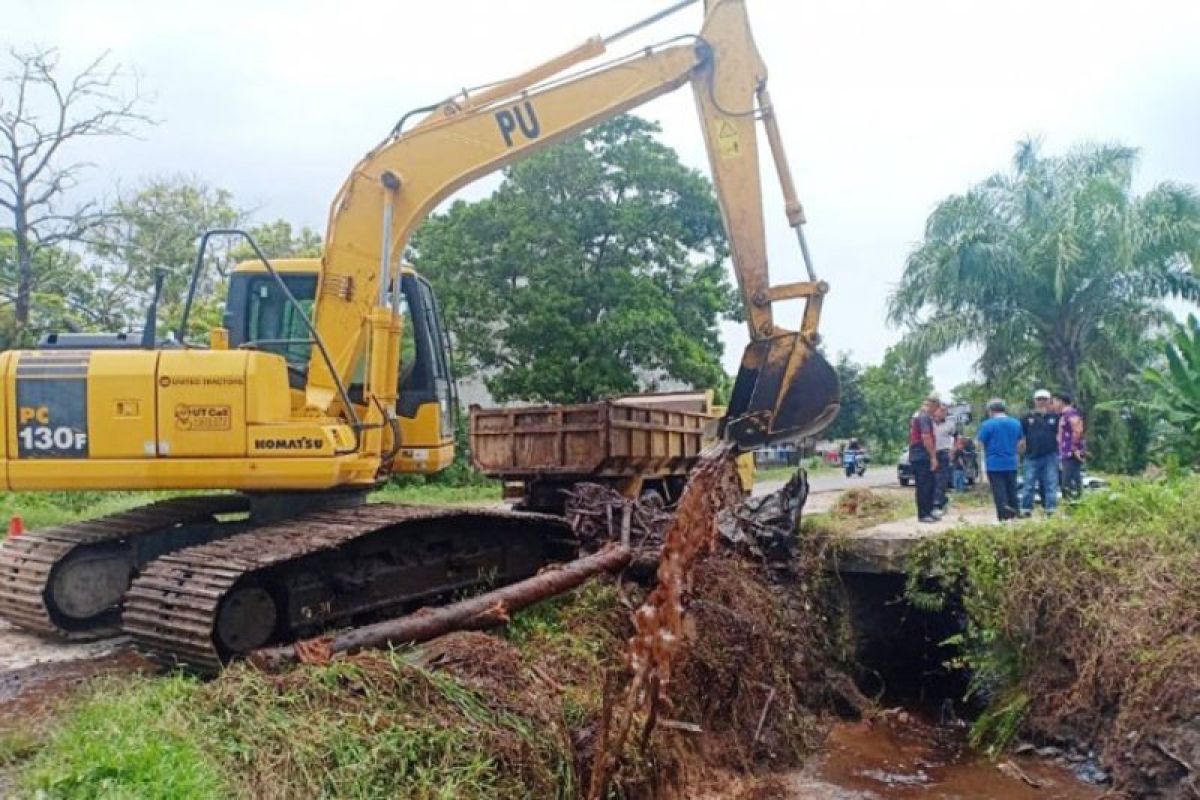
(470, 397, 712, 481)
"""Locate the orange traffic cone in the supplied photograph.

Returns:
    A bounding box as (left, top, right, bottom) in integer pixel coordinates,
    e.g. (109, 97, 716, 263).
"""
(8, 515, 24, 538)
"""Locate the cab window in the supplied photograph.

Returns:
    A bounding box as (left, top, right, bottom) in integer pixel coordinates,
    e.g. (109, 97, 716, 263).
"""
(243, 275, 316, 371)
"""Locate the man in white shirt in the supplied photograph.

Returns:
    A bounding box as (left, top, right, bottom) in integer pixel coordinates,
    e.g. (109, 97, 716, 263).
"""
(933, 405, 957, 511)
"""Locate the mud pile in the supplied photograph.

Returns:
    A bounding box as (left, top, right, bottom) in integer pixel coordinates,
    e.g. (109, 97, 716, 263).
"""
(575, 451, 846, 797)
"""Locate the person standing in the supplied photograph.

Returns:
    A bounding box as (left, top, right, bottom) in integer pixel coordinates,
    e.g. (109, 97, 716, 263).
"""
(908, 396, 941, 524)
(951, 436, 969, 493)
(1055, 391, 1086, 502)
(977, 398, 1024, 521)
(932, 405, 957, 511)
(1019, 390, 1061, 516)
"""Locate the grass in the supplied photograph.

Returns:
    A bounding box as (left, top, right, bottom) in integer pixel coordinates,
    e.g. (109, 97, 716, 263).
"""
(4, 526, 842, 799)
(904, 476, 1200, 794)
(6, 587, 626, 800)
(801, 487, 909, 537)
(372, 481, 500, 506)
(0, 491, 171, 535)
(0, 479, 502, 541)
(0, 730, 41, 769)
(20, 675, 224, 800)
(13, 649, 569, 800)
(755, 458, 835, 484)
(504, 580, 628, 727)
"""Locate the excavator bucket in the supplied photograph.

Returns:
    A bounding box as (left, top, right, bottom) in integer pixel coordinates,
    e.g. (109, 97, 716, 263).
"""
(721, 332, 840, 452)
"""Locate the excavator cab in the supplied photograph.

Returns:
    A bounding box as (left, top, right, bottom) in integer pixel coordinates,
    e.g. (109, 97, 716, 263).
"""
(224, 258, 456, 474)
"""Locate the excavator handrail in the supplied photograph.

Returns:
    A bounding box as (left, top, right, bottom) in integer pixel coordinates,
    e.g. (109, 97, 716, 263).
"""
(382, 34, 703, 148)
(178, 228, 364, 456)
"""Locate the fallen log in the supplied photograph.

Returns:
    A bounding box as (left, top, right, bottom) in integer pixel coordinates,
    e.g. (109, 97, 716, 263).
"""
(250, 544, 632, 671)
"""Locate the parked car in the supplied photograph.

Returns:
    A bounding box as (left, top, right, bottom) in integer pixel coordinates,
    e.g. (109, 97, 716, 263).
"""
(897, 450, 914, 486)
(897, 448, 978, 487)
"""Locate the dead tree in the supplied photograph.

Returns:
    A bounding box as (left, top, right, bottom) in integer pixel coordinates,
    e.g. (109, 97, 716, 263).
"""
(251, 544, 633, 671)
(0, 47, 152, 343)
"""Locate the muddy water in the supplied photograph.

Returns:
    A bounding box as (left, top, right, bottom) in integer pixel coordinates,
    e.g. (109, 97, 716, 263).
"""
(789, 715, 1105, 800)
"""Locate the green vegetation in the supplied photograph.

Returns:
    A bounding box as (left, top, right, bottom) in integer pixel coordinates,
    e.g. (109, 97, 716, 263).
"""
(373, 481, 500, 507)
(906, 477, 1199, 793)
(1121, 313, 1200, 464)
(0, 46, 324, 349)
(754, 458, 833, 484)
(504, 580, 628, 727)
(14, 649, 570, 800)
(3, 584, 626, 800)
(20, 677, 224, 800)
(802, 487, 908, 537)
(4, 561, 834, 799)
(411, 115, 739, 404)
(0, 491, 170, 533)
(0, 478, 499, 538)
(889, 139, 1200, 472)
(831, 346, 933, 456)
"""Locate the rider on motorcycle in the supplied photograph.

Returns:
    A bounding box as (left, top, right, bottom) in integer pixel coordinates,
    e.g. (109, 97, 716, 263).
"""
(843, 438, 867, 477)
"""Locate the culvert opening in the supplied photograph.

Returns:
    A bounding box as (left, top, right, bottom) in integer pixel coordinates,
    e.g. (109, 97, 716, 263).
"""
(838, 572, 973, 717)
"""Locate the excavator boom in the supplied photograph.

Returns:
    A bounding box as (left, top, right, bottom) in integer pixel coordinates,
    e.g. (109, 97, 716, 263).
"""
(308, 0, 838, 450)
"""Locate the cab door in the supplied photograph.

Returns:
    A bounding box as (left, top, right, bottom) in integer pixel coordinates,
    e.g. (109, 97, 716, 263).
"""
(397, 274, 455, 449)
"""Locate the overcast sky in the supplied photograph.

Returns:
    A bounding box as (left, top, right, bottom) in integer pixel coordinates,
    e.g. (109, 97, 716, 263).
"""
(7, 0, 1200, 394)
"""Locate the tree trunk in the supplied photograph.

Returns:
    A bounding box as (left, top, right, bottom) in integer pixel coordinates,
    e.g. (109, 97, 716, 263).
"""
(12, 201, 31, 337)
(250, 544, 632, 671)
(1047, 336, 1080, 404)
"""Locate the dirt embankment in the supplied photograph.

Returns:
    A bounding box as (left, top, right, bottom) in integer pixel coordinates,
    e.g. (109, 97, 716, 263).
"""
(907, 478, 1200, 799)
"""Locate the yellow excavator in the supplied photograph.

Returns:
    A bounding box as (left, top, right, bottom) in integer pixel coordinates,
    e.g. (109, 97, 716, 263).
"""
(0, 0, 838, 670)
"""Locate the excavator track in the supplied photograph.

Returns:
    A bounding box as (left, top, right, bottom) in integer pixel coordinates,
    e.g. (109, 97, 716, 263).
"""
(123, 503, 572, 673)
(0, 496, 250, 639)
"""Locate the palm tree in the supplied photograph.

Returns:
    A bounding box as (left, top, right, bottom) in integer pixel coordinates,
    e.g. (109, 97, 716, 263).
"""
(888, 139, 1200, 407)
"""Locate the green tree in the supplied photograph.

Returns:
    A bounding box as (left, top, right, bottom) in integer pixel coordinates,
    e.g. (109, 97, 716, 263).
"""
(858, 346, 933, 456)
(1123, 314, 1200, 464)
(97, 176, 245, 337)
(889, 140, 1200, 409)
(410, 115, 738, 404)
(0, 230, 121, 346)
(234, 219, 322, 261)
(824, 353, 864, 440)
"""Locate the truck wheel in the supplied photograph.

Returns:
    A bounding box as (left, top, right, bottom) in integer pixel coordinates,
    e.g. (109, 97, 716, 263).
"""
(899, 478, 910, 487)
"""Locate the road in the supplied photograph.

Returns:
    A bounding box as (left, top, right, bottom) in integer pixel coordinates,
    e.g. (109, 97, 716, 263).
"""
(754, 468, 895, 497)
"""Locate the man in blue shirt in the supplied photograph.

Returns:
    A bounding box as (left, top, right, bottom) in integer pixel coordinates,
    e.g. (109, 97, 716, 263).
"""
(976, 398, 1024, 521)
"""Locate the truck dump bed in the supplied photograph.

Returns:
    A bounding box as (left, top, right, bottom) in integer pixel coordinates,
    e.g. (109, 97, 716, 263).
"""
(470, 395, 712, 480)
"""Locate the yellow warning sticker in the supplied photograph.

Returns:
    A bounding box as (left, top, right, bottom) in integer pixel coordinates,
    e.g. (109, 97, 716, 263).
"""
(716, 119, 741, 158)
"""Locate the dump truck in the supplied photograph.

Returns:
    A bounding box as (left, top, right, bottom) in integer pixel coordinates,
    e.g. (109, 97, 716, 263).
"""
(471, 392, 754, 513)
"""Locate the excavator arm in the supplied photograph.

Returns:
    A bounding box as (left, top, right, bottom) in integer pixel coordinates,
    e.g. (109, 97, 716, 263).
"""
(310, 0, 839, 451)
